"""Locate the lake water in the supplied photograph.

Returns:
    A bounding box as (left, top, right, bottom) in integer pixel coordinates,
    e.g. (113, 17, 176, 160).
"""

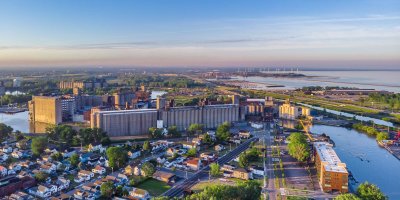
(151, 90, 167, 99)
(0, 111, 30, 133)
(309, 125, 400, 199)
(238, 70, 400, 93)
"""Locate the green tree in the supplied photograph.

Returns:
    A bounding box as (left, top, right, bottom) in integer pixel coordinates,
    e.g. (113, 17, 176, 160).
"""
(31, 136, 48, 156)
(357, 182, 387, 200)
(334, 193, 361, 200)
(238, 152, 249, 168)
(141, 162, 156, 177)
(287, 132, 310, 162)
(69, 153, 80, 167)
(210, 163, 220, 177)
(106, 146, 128, 169)
(202, 134, 213, 145)
(188, 123, 203, 136)
(376, 132, 389, 141)
(46, 125, 77, 148)
(143, 140, 151, 151)
(167, 126, 180, 137)
(14, 131, 25, 141)
(186, 148, 197, 157)
(51, 152, 63, 161)
(0, 123, 13, 142)
(34, 171, 49, 182)
(216, 122, 231, 142)
(100, 181, 115, 198)
(149, 127, 163, 139)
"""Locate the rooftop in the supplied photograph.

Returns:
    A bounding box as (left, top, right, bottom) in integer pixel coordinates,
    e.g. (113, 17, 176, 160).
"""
(314, 142, 347, 173)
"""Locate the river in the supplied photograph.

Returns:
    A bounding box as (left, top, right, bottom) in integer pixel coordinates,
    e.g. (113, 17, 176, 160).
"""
(309, 124, 400, 199)
(298, 103, 395, 127)
(0, 111, 30, 133)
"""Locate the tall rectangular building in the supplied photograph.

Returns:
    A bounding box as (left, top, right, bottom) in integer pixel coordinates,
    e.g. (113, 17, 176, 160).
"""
(91, 109, 158, 137)
(29, 96, 62, 124)
(314, 142, 348, 193)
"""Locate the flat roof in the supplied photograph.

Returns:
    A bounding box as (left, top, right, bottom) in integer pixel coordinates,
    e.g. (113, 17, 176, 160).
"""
(96, 109, 158, 114)
(314, 142, 347, 173)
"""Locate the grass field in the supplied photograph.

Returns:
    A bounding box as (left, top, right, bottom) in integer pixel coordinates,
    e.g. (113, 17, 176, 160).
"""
(136, 178, 171, 197)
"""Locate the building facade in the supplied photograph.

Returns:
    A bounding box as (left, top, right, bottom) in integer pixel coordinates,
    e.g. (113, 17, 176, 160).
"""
(314, 142, 348, 193)
(28, 96, 62, 124)
(279, 100, 310, 120)
(91, 109, 158, 137)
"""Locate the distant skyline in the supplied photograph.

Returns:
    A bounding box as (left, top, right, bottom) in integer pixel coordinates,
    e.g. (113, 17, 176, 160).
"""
(0, 0, 399, 68)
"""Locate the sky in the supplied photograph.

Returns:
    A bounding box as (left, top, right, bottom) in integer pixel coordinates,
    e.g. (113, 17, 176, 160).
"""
(0, 0, 399, 69)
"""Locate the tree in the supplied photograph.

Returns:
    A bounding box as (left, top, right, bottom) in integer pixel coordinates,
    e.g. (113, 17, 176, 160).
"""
(210, 163, 220, 177)
(14, 131, 25, 141)
(78, 127, 109, 146)
(334, 193, 361, 200)
(34, 171, 49, 182)
(287, 133, 310, 162)
(115, 185, 128, 197)
(376, 132, 389, 141)
(216, 122, 231, 142)
(106, 146, 128, 169)
(69, 153, 80, 167)
(31, 136, 48, 156)
(143, 140, 151, 151)
(141, 162, 155, 177)
(238, 152, 249, 168)
(202, 134, 213, 145)
(0, 123, 13, 142)
(100, 181, 115, 198)
(357, 182, 387, 200)
(167, 126, 180, 137)
(149, 127, 163, 139)
(46, 125, 77, 148)
(51, 152, 63, 161)
(186, 180, 261, 200)
(186, 148, 197, 157)
(188, 123, 203, 136)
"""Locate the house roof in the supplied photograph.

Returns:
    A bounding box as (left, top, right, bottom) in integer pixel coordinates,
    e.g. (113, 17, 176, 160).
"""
(234, 168, 250, 173)
(186, 158, 200, 166)
(153, 170, 175, 179)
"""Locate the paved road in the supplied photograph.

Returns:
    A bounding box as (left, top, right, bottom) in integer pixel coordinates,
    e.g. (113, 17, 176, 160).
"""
(162, 137, 258, 198)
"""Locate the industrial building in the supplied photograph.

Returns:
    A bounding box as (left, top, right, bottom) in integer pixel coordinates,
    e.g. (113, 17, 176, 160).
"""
(59, 79, 107, 90)
(90, 95, 241, 137)
(314, 142, 348, 193)
(28, 96, 62, 124)
(91, 109, 158, 137)
(279, 100, 310, 120)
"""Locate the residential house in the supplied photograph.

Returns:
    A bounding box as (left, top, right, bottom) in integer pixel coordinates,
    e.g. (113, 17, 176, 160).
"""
(2, 145, 12, 153)
(78, 170, 94, 180)
(192, 138, 202, 145)
(124, 164, 135, 175)
(239, 130, 251, 139)
(11, 150, 23, 159)
(9, 191, 35, 200)
(152, 170, 176, 184)
(40, 163, 56, 174)
(232, 168, 253, 180)
(42, 183, 58, 194)
(128, 151, 141, 159)
(0, 152, 9, 161)
(186, 158, 201, 171)
(129, 188, 150, 200)
(250, 166, 265, 176)
(200, 152, 216, 161)
(92, 165, 106, 174)
(56, 177, 70, 191)
(9, 163, 22, 172)
(87, 144, 104, 152)
(0, 176, 36, 197)
(0, 165, 8, 176)
(62, 148, 76, 158)
(74, 189, 95, 200)
(181, 142, 199, 150)
(221, 164, 236, 172)
(28, 185, 51, 198)
(214, 144, 225, 152)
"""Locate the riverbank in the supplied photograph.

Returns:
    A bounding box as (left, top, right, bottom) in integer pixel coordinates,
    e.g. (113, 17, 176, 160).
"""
(0, 107, 27, 114)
